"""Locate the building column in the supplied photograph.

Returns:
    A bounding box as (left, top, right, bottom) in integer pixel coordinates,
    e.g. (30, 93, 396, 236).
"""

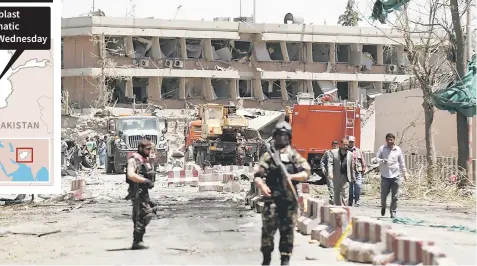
(97, 35, 106, 58)
(203, 78, 215, 101)
(280, 79, 289, 101)
(376, 44, 383, 65)
(179, 77, 186, 100)
(329, 43, 336, 64)
(229, 79, 238, 100)
(305, 80, 313, 93)
(125, 78, 133, 98)
(253, 74, 265, 101)
(179, 38, 187, 60)
(203, 39, 214, 61)
(280, 41, 290, 61)
(147, 77, 162, 102)
(396, 45, 405, 66)
(124, 36, 134, 58)
(151, 37, 163, 60)
(305, 42, 313, 63)
(349, 81, 359, 102)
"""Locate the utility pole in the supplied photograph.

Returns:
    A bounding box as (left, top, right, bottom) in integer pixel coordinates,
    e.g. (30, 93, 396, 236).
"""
(239, 0, 242, 18)
(92, 0, 95, 11)
(466, 0, 474, 180)
(253, 0, 256, 23)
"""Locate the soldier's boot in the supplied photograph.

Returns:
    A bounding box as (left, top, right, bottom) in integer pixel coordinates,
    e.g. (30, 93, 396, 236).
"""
(280, 255, 290, 265)
(131, 233, 148, 250)
(262, 252, 272, 265)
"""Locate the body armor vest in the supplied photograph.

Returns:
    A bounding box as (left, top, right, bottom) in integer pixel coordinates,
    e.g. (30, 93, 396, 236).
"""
(265, 148, 303, 201)
(126, 152, 155, 185)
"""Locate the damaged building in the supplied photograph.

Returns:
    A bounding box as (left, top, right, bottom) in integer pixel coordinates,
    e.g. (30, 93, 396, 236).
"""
(61, 15, 411, 109)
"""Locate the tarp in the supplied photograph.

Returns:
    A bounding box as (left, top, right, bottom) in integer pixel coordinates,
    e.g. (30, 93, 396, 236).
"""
(370, 0, 411, 24)
(432, 55, 476, 117)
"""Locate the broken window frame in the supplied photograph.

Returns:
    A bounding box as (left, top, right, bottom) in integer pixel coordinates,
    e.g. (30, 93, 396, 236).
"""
(238, 80, 254, 99)
(132, 37, 153, 59)
(161, 78, 180, 100)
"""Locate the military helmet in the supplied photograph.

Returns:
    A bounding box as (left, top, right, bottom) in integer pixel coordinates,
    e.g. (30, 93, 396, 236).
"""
(273, 121, 292, 137)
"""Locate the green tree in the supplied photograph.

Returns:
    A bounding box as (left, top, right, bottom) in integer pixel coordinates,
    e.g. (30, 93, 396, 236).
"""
(338, 0, 362, 26)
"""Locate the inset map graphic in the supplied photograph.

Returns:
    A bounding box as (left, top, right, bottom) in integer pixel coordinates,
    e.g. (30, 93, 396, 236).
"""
(16, 147, 34, 163)
(0, 139, 50, 184)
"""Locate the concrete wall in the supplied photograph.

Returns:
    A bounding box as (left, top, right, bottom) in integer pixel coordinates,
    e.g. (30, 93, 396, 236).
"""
(360, 101, 376, 152)
(62, 36, 99, 69)
(62, 76, 100, 108)
(374, 89, 476, 157)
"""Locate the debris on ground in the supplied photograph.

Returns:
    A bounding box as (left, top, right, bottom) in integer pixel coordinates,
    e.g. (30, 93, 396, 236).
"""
(0, 229, 62, 237)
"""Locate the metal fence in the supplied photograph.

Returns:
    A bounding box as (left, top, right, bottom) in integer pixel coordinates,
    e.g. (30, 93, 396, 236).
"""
(363, 151, 477, 181)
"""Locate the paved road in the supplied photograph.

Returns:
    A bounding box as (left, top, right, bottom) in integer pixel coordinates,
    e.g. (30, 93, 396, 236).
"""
(0, 175, 354, 265)
(0, 173, 474, 265)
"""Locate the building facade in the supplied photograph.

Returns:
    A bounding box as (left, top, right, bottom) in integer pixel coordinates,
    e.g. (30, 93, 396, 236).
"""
(61, 16, 414, 109)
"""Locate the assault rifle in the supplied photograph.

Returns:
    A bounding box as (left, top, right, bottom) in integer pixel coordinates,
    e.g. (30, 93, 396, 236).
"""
(264, 143, 298, 202)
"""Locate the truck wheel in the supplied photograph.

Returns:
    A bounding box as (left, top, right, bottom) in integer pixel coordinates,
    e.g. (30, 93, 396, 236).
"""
(105, 156, 114, 173)
(81, 154, 94, 169)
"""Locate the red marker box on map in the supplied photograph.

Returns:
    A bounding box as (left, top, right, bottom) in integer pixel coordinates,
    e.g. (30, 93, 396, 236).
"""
(16, 147, 33, 163)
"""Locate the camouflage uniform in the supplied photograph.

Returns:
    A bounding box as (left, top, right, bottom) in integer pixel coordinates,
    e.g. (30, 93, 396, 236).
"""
(258, 146, 311, 260)
(236, 134, 246, 165)
(127, 153, 155, 247)
(320, 150, 334, 204)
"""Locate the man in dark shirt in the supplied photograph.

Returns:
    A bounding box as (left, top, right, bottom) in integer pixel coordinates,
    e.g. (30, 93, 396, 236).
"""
(339, 147, 347, 174)
(327, 138, 352, 206)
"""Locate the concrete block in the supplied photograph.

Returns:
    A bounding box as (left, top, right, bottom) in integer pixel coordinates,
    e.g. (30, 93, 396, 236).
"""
(198, 183, 224, 192)
(168, 169, 199, 186)
(300, 198, 328, 235)
(311, 224, 328, 241)
(422, 245, 447, 265)
(318, 207, 349, 248)
(223, 181, 241, 193)
(351, 216, 392, 243)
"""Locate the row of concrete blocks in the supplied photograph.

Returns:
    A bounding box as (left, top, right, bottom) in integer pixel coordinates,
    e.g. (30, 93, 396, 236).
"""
(296, 197, 455, 265)
(167, 165, 253, 192)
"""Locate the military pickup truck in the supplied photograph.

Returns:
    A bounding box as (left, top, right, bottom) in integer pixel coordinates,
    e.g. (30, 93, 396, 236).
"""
(105, 115, 168, 174)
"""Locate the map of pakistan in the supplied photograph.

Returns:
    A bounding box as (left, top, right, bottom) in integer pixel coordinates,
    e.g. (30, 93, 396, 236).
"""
(0, 6, 53, 193)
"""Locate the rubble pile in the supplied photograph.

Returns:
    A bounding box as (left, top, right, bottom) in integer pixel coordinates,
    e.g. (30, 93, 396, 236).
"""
(61, 115, 109, 141)
(155, 109, 196, 154)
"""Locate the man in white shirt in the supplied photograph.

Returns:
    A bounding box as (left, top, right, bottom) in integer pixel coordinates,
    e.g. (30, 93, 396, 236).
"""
(376, 133, 407, 218)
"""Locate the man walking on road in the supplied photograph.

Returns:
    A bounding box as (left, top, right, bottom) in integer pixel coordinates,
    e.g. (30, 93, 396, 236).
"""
(347, 136, 366, 207)
(320, 140, 339, 204)
(126, 139, 156, 250)
(376, 133, 407, 218)
(253, 121, 311, 265)
(327, 138, 353, 206)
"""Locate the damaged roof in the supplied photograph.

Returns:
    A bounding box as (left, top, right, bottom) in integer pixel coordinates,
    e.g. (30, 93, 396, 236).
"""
(247, 112, 284, 131)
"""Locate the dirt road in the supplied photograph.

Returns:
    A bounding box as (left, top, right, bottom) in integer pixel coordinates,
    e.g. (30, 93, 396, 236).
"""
(0, 172, 475, 265)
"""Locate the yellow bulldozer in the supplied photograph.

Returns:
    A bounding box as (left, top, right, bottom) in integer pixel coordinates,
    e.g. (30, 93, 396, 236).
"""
(189, 103, 257, 168)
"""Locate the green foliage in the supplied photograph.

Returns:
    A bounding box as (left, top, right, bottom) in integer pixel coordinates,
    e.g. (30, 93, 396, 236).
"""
(338, 0, 361, 26)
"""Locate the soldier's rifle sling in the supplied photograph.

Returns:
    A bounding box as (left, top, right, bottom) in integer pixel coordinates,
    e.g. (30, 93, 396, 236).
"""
(265, 145, 298, 202)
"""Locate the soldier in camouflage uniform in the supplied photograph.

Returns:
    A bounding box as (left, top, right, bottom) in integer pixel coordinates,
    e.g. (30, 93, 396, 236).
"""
(236, 132, 246, 165)
(126, 138, 155, 250)
(253, 121, 311, 265)
(320, 140, 340, 204)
